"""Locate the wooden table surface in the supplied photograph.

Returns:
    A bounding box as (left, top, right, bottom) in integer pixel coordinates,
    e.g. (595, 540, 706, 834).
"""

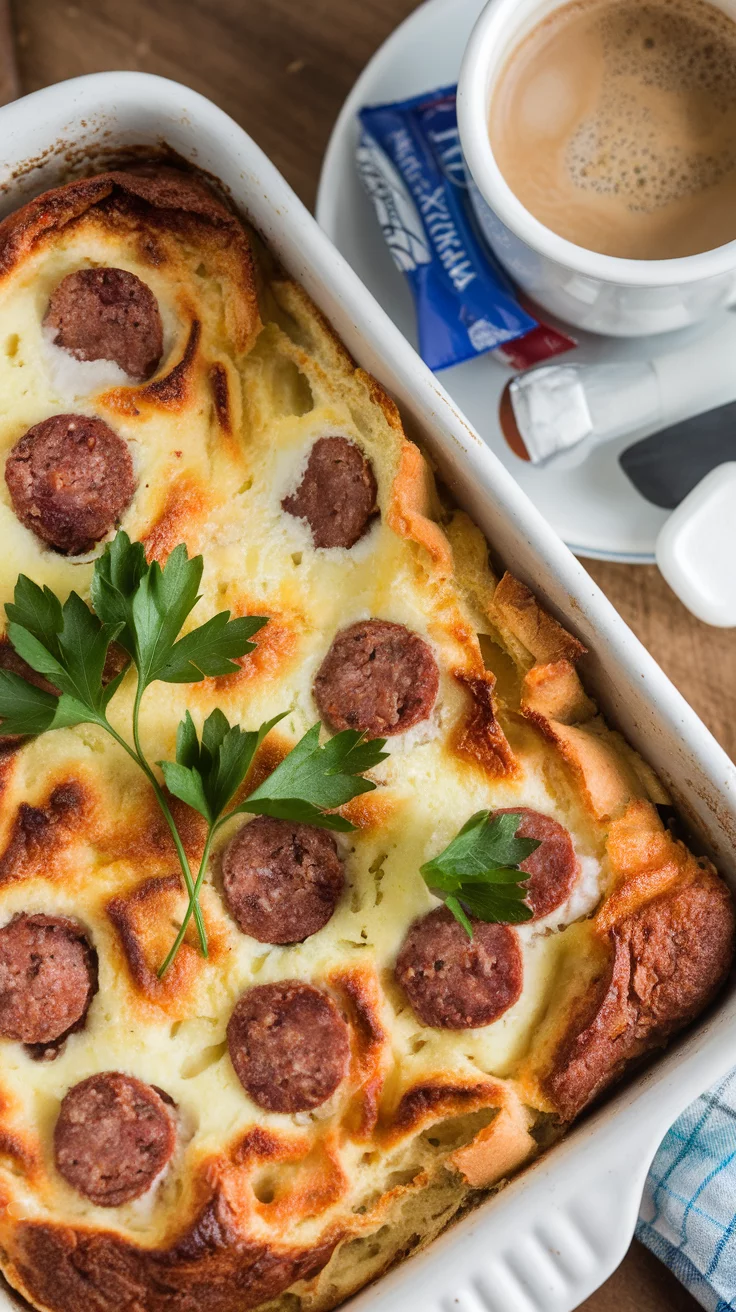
(10, 0, 736, 1308)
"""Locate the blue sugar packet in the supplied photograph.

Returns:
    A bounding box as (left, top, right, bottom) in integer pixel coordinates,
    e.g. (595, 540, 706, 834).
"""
(357, 86, 573, 372)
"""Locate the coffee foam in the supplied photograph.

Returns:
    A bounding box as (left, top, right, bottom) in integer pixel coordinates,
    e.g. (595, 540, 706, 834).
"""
(567, 1, 736, 210)
(489, 0, 736, 258)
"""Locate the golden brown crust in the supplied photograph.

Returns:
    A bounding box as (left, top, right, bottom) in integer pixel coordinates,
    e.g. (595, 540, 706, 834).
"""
(543, 873, 734, 1120)
(451, 671, 519, 779)
(387, 440, 454, 577)
(538, 803, 735, 1120)
(141, 476, 212, 565)
(383, 1079, 504, 1143)
(9, 1195, 342, 1312)
(490, 573, 586, 668)
(0, 780, 92, 886)
(0, 167, 260, 357)
(329, 966, 388, 1140)
(106, 875, 225, 1016)
(521, 660, 595, 725)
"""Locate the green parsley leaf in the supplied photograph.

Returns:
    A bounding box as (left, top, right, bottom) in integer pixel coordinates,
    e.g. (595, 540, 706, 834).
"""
(444, 894, 473, 938)
(241, 724, 388, 831)
(0, 670, 60, 736)
(120, 542, 267, 687)
(0, 671, 98, 737)
(420, 810, 539, 934)
(5, 575, 64, 655)
(421, 810, 540, 885)
(154, 611, 268, 683)
(159, 708, 286, 823)
(130, 544, 204, 687)
(6, 587, 123, 723)
(91, 530, 148, 658)
(454, 879, 534, 926)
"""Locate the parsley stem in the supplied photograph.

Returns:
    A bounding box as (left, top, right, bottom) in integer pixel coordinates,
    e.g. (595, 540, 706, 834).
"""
(158, 818, 220, 977)
(130, 680, 208, 958)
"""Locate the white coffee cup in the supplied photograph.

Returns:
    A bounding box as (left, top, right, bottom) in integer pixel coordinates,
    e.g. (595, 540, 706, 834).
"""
(457, 0, 736, 336)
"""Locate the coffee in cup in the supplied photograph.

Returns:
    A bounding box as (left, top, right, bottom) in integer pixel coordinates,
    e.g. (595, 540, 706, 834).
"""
(488, 0, 736, 259)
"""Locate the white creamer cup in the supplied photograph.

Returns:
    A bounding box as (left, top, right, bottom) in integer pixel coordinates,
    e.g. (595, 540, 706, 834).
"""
(457, 0, 736, 336)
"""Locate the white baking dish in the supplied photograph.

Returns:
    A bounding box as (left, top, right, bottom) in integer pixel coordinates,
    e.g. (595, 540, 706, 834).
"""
(0, 72, 734, 1312)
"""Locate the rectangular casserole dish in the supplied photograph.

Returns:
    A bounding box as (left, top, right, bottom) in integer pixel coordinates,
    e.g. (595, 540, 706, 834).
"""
(0, 71, 734, 1312)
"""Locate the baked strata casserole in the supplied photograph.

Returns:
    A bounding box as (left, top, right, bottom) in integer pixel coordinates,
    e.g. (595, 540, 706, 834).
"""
(0, 165, 730, 1312)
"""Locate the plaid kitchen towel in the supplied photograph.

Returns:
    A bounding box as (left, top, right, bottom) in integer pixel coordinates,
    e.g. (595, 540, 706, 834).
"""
(638, 1069, 736, 1310)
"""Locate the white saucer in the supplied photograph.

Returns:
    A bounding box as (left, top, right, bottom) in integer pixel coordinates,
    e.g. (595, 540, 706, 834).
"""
(316, 0, 736, 563)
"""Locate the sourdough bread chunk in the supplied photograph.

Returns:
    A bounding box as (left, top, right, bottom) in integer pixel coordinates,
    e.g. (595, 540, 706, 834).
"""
(227, 981, 350, 1112)
(281, 435, 378, 548)
(222, 815, 344, 944)
(0, 164, 730, 1312)
(5, 413, 135, 554)
(45, 267, 163, 381)
(543, 872, 735, 1120)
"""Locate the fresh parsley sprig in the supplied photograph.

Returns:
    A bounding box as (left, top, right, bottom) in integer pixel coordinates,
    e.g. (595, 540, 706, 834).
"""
(0, 530, 389, 974)
(420, 811, 540, 936)
(158, 714, 388, 975)
(0, 533, 265, 958)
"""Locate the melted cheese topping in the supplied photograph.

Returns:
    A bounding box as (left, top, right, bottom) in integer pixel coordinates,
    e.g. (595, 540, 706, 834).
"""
(0, 208, 608, 1261)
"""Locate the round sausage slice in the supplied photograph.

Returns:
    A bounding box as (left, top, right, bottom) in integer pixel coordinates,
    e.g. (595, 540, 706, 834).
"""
(314, 619, 439, 738)
(5, 413, 135, 555)
(54, 1072, 176, 1207)
(395, 906, 523, 1029)
(281, 436, 378, 549)
(222, 816, 344, 944)
(494, 807, 580, 921)
(44, 267, 163, 382)
(0, 914, 97, 1046)
(227, 980, 350, 1113)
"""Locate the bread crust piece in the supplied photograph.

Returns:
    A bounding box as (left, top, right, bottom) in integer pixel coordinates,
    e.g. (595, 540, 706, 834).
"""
(10, 1197, 342, 1312)
(544, 872, 734, 1120)
(0, 166, 259, 358)
(521, 801, 735, 1121)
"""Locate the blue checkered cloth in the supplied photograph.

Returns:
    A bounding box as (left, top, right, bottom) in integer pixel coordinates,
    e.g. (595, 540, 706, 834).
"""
(638, 1070, 736, 1310)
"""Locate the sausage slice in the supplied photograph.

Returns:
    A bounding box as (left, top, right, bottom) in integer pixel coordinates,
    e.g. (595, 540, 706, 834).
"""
(314, 619, 439, 738)
(222, 816, 344, 944)
(0, 913, 97, 1047)
(5, 413, 135, 555)
(54, 1072, 176, 1207)
(395, 906, 523, 1029)
(494, 807, 579, 921)
(281, 436, 378, 549)
(44, 267, 163, 382)
(227, 980, 350, 1113)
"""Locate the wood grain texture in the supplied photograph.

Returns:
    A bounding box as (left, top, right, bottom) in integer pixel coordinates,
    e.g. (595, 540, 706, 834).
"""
(0, 0, 19, 105)
(10, 0, 735, 1308)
